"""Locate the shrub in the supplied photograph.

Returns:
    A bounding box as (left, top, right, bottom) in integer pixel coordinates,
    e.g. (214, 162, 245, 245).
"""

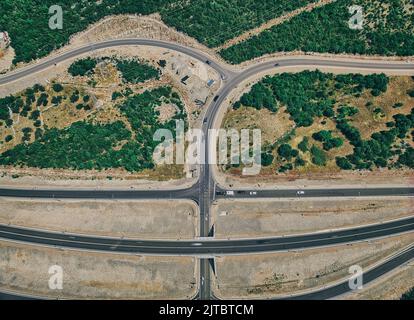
(336, 157, 352, 170)
(401, 287, 414, 300)
(298, 137, 309, 152)
(310, 145, 327, 166)
(239, 82, 277, 112)
(312, 130, 332, 142)
(70, 93, 79, 103)
(261, 152, 274, 167)
(116, 59, 160, 84)
(52, 83, 64, 92)
(68, 58, 97, 77)
(112, 92, 122, 101)
(323, 137, 343, 151)
(295, 157, 306, 167)
(5, 119, 13, 127)
(277, 144, 297, 160)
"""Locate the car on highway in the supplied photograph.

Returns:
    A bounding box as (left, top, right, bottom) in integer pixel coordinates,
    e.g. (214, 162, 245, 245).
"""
(213, 95, 219, 102)
(249, 191, 257, 195)
(297, 190, 305, 195)
(226, 191, 235, 196)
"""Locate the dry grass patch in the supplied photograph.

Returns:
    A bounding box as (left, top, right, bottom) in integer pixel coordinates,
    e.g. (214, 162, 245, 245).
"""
(213, 233, 414, 299)
(0, 241, 197, 299)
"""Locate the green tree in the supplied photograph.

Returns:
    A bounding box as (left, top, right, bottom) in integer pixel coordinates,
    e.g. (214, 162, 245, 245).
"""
(298, 137, 309, 152)
(401, 287, 414, 300)
(261, 152, 274, 166)
(68, 58, 97, 77)
(52, 83, 64, 92)
(336, 157, 352, 170)
(310, 145, 327, 166)
(239, 82, 277, 112)
(277, 144, 298, 160)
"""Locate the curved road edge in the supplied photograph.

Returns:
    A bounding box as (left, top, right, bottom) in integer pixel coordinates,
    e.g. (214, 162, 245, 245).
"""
(0, 216, 412, 256)
(2, 245, 413, 301)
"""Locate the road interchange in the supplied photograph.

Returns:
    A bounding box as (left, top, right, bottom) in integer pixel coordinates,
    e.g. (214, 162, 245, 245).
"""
(0, 38, 413, 300)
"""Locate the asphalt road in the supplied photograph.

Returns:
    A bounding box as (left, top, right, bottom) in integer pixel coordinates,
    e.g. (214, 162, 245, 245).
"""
(197, 53, 414, 298)
(1, 38, 413, 87)
(2, 245, 413, 301)
(0, 186, 199, 202)
(0, 291, 36, 300)
(0, 38, 413, 300)
(284, 245, 414, 300)
(215, 187, 414, 198)
(1, 217, 412, 255)
(0, 39, 232, 85)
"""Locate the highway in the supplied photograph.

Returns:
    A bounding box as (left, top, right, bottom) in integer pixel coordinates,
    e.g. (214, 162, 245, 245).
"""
(1, 38, 413, 87)
(2, 244, 412, 301)
(215, 187, 414, 198)
(285, 245, 414, 300)
(0, 38, 413, 300)
(0, 39, 232, 85)
(0, 217, 413, 255)
(0, 186, 199, 202)
(1, 186, 411, 202)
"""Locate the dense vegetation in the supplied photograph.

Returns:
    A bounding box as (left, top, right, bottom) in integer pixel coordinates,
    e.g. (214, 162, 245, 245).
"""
(0, 83, 55, 131)
(220, 0, 414, 63)
(0, 86, 187, 172)
(401, 287, 414, 300)
(68, 57, 160, 83)
(0, 121, 132, 170)
(312, 130, 344, 151)
(116, 59, 160, 84)
(234, 82, 277, 112)
(68, 58, 97, 77)
(237, 71, 389, 127)
(2, 0, 412, 64)
(118, 86, 187, 148)
(0, 83, 99, 147)
(233, 71, 414, 172)
(161, 0, 317, 47)
(0, 0, 174, 64)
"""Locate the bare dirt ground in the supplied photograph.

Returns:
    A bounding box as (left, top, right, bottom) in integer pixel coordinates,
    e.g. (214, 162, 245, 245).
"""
(217, 168, 413, 190)
(211, 197, 414, 239)
(0, 47, 14, 73)
(0, 169, 196, 190)
(0, 198, 198, 240)
(0, 241, 197, 299)
(212, 233, 414, 299)
(341, 260, 414, 300)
